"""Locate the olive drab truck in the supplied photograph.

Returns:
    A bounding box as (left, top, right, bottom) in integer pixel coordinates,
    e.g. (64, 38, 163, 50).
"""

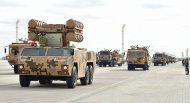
(97, 49, 123, 67)
(152, 53, 167, 66)
(4, 43, 31, 74)
(126, 46, 150, 71)
(18, 19, 96, 88)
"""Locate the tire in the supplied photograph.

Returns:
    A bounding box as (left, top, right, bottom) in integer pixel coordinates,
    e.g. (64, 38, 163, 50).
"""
(39, 79, 46, 84)
(128, 65, 131, 71)
(88, 65, 93, 84)
(109, 62, 112, 67)
(132, 66, 135, 70)
(19, 75, 30, 87)
(147, 65, 149, 70)
(80, 66, 89, 85)
(103, 63, 106, 67)
(99, 63, 102, 67)
(118, 63, 122, 67)
(14, 65, 18, 74)
(66, 66, 77, 88)
(143, 65, 147, 71)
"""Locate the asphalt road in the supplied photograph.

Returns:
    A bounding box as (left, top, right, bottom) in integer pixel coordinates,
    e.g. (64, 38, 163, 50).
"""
(0, 60, 189, 103)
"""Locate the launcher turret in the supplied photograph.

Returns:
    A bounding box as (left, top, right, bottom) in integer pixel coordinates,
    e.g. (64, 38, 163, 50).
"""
(28, 19, 84, 47)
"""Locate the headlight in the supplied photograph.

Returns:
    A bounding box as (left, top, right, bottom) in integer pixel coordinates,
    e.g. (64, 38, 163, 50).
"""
(19, 65, 24, 69)
(6, 56, 10, 59)
(53, 57, 57, 61)
(63, 66, 68, 70)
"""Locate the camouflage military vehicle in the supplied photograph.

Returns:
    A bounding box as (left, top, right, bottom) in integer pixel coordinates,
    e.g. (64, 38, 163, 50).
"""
(126, 46, 150, 71)
(152, 53, 167, 66)
(112, 50, 124, 66)
(5, 43, 31, 74)
(97, 49, 123, 67)
(168, 56, 176, 63)
(18, 19, 96, 88)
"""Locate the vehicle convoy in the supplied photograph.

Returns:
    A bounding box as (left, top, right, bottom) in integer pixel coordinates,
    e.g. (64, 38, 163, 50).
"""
(126, 46, 150, 71)
(97, 49, 123, 67)
(152, 53, 167, 66)
(18, 19, 96, 88)
(4, 43, 31, 74)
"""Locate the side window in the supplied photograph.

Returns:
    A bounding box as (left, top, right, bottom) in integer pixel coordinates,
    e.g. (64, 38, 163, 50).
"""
(12, 48, 18, 56)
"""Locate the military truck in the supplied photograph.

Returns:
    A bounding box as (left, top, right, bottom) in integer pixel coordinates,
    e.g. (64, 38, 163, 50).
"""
(112, 50, 124, 66)
(97, 49, 123, 67)
(126, 46, 150, 71)
(18, 19, 96, 88)
(152, 53, 167, 66)
(5, 43, 31, 74)
(168, 56, 176, 63)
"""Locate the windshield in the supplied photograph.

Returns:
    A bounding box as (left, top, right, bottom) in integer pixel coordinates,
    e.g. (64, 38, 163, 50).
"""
(47, 48, 71, 56)
(127, 51, 145, 57)
(21, 48, 46, 56)
(99, 51, 111, 55)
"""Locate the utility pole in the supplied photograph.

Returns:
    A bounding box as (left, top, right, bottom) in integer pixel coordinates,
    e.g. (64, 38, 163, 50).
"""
(186, 48, 189, 59)
(122, 24, 125, 63)
(16, 19, 19, 43)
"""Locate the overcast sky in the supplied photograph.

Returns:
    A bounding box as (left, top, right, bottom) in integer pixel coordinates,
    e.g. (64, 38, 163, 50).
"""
(1, 0, 190, 58)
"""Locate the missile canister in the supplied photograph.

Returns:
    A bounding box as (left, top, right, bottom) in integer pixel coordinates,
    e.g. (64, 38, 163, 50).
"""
(28, 19, 46, 29)
(66, 19, 83, 29)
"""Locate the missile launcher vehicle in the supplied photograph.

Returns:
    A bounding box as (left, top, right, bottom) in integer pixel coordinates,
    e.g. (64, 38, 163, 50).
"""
(18, 19, 96, 88)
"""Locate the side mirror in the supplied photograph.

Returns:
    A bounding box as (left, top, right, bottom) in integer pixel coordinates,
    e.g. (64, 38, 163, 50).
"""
(4, 48, 6, 54)
(70, 49, 74, 55)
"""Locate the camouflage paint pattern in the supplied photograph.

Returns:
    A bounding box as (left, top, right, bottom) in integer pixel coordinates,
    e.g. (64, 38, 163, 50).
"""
(126, 49, 150, 65)
(6, 43, 31, 66)
(19, 47, 96, 78)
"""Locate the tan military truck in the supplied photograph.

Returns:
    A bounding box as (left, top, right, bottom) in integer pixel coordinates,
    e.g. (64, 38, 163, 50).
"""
(112, 50, 124, 66)
(5, 43, 31, 74)
(97, 49, 123, 67)
(168, 56, 176, 63)
(152, 53, 167, 66)
(18, 19, 96, 88)
(126, 46, 150, 71)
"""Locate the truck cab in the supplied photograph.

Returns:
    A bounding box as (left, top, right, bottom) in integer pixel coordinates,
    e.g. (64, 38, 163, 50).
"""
(126, 46, 150, 71)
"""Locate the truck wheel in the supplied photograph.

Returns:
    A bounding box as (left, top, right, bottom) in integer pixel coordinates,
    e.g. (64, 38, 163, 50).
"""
(19, 75, 30, 87)
(109, 63, 112, 67)
(88, 65, 93, 84)
(118, 63, 122, 67)
(128, 65, 131, 71)
(14, 65, 18, 74)
(39, 79, 46, 84)
(103, 64, 106, 67)
(66, 66, 77, 88)
(80, 66, 89, 85)
(143, 65, 147, 71)
(132, 66, 135, 70)
(99, 63, 102, 67)
(147, 65, 149, 70)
